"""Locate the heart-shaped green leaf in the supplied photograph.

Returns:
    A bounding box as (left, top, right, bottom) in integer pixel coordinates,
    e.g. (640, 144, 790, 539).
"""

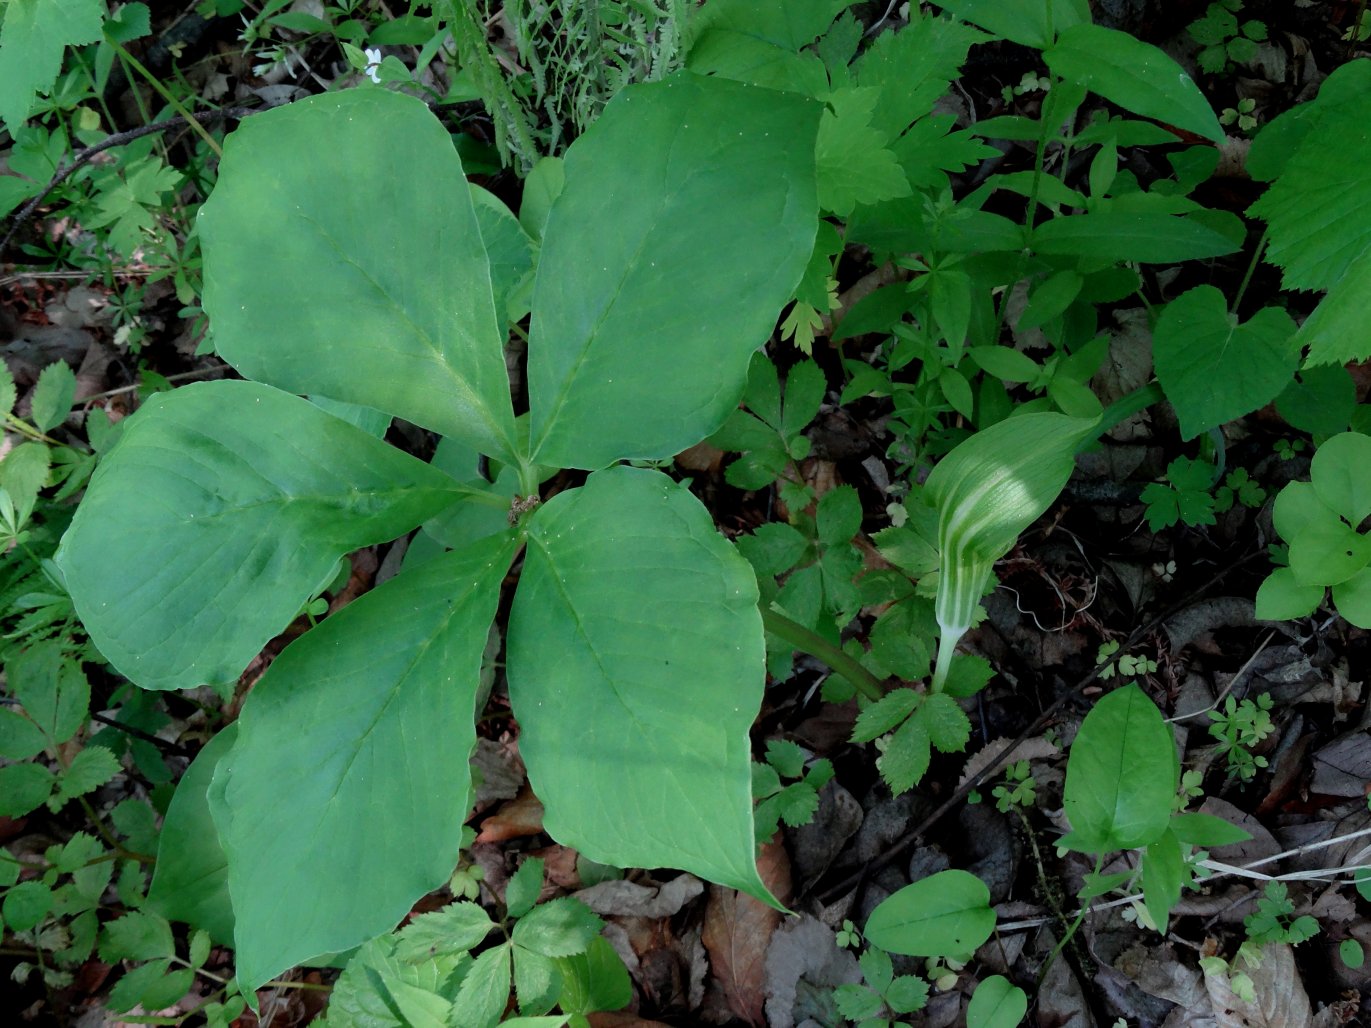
(1311, 432, 1371, 525)
(212, 533, 516, 993)
(528, 72, 820, 470)
(1060, 684, 1176, 853)
(199, 89, 517, 462)
(56, 381, 463, 690)
(1153, 286, 1298, 439)
(507, 466, 770, 902)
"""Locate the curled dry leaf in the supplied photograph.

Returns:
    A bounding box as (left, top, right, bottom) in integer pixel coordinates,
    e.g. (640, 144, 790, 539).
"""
(702, 838, 792, 1026)
(1203, 942, 1311, 1027)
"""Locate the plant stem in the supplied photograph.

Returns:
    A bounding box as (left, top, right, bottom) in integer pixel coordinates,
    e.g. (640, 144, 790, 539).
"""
(109, 41, 223, 159)
(1230, 227, 1269, 314)
(758, 606, 885, 701)
(1090, 380, 1164, 443)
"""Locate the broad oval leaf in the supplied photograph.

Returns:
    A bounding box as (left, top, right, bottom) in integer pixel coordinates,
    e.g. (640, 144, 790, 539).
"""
(146, 724, 237, 945)
(863, 869, 995, 957)
(1311, 432, 1371, 525)
(1153, 286, 1298, 440)
(211, 533, 517, 993)
(507, 466, 771, 901)
(56, 381, 463, 691)
(199, 88, 517, 462)
(934, 0, 1088, 49)
(966, 974, 1028, 1028)
(528, 72, 820, 469)
(1045, 25, 1223, 143)
(1060, 683, 1177, 853)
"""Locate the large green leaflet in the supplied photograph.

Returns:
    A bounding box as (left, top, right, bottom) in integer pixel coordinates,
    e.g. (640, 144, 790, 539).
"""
(56, 381, 461, 691)
(211, 534, 516, 993)
(528, 74, 820, 469)
(0, 0, 104, 135)
(146, 724, 237, 945)
(507, 467, 771, 902)
(198, 89, 518, 462)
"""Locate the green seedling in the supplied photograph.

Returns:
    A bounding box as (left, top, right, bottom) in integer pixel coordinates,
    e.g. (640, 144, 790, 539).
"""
(1207, 693, 1275, 780)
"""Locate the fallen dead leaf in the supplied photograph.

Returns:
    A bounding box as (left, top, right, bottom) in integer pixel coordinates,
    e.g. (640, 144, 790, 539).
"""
(702, 838, 792, 1026)
(576, 875, 705, 919)
(475, 786, 544, 842)
(1203, 943, 1311, 1027)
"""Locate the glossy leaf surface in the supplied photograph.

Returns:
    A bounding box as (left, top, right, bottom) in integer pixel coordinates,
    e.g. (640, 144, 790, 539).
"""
(1060, 684, 1176, 853)
(507, 467, 770, 901)
(199, 89, 517, 461)
(57, 381, 462, 691)
(211, 534, 516, 993)
(528, 73, 819, 469)
(864, 869, 995, 956)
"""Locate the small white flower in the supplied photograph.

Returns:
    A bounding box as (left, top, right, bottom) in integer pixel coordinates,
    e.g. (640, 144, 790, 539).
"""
(364, 47, 382, 84)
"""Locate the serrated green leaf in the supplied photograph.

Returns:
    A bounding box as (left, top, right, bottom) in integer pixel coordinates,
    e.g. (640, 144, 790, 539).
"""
(919, 692, 971, 752)
(0, 707, 47, 760)
(211, 534, 515, 995)
(1045, 25, 1222, 143)
(506, 858, 545, 920)
(0, 0, 105, 134)
(853, 12, 984, 140)
(106, 958, 173, 1014)
(1154, 286, 1298, 439)
(816, 87, 912, 217)
(8, 642, 87, 746)
(508, 467, 773, 904)
(817, 485, 863, 546)
(851, 688, 921, 743)
(0, 761, 53, 816)
(2, 879, 52, 931)
(450, 943, 512, 1028)
(765, 739, 807, 779)
(56, 745, 120, 805)
(512, 947, 560, 1015)
(554, 936, 631, 1016)
(782, 360, 826, 438)
(30, 361, 76, 433)
(773, 782, 821, 827)
(57, 381, 464, 691)
(324, 936, 467, 1028)
(100, 910, 174, 963)
(878, 712, 931, 794)
(0, 360, 15, 418)
(737, 523, 809, 578)
(396, 903, 496, 962)
(512, 899, 603, 964)
(200, 90, 517, 461)
(529, 73, 819, 469)
(864, 869, 995, 956)
(1059, 684, 1177, 853)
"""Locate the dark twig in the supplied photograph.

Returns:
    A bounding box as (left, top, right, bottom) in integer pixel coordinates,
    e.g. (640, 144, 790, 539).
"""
(812, 546, 1270, 905)
(0, 106, 257, 258)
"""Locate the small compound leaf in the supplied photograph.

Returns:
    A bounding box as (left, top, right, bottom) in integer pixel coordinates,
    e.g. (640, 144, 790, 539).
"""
(100, 910, 175, 962)
(212, 534, 516, 994)
(147, 724, 238, 945)
(508, 466, 772, 902)
(1153, 287, 1298, 440)
(920, 692, 972, 752)
(1060, 684, 1176, 853)
(864, 869, 995, 957)
(8, 643, 87, 746)
(200, 89, 517, 461)
(528, 72, 820, 469)
(55, 744, 121, 805)
(56, 381, 463, 691)
(1045, 24, 1222, 142)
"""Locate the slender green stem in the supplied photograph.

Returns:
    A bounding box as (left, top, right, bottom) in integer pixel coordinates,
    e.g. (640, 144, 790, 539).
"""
(1090, 380, 1164, 443)
(1036, 851, 1102, 990)
(109, 41, 223, 159)
(1230, 227, 1269, 314)
(3, 412, 64, 446)
(758, 606, 885, 701)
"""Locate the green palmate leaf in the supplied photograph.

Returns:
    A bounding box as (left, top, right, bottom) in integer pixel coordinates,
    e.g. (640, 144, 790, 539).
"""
(967, 975, 1029, 1028)
(1045, 25, 1223, 143)
(508, 466, 771, 902)
(933, 0, 1088, 48)
(210, 534, 516, 994)
(528, 72, 819, 469)
(199, 89, 517, 462)
(853, 12, 984, 140)
(56, 381, 463, 691)
(816, 87, 912, 216)
(1060, 684, 1177, 853)
(0, 0, 105, 134)
(925, 412, 1096, 688)
(1032, 212, 1240, 263)
(864, 869, 995, 957)
(1153, 286, 1298, 439)
(146, 724, 237, 945)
